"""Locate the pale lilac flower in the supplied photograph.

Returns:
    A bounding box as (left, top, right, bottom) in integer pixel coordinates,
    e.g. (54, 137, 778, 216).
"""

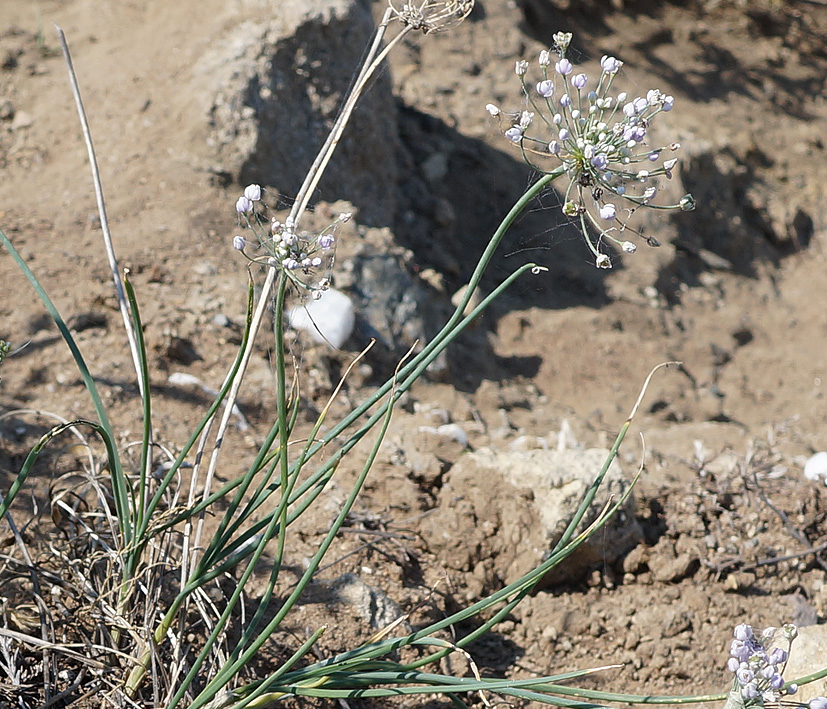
(560, 93, 571, 107)
(741, 685, 758, 701)
(236, 196, 253, 213)
(539, 49, 551, 66)
(515, 60, 529, 76)
(599, 203, 617, 220)
(662, 95, 675, 111)
(600, 55, 623, 73)
(548, 140, 560, 155)
(283, 257, 298, 270)
(232, 235, 245, 250)
(244, 184, 262, 201)
(553, 113, 562, 124)
(505, 126, 523, 143)
(767, 648, 788, 665)
(623, 125, 646, 142)
(572, 73, 587, 89)
(318, 233, 335, 250)
(558, 128, 570, 141)
(537, 80, 554, 98)
(648, 152, 660, 161)
(663, 158, 678, 178)
(591, 153, 608, 170)
(555, 58, 572, 75)
(809, 698, 827, 709)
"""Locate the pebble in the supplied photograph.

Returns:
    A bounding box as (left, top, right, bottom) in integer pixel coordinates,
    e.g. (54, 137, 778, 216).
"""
(803, 451, 827, 483)
(287, 287, 354, 348)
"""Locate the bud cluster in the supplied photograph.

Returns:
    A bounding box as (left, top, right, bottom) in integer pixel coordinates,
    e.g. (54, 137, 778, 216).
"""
(232, 184, 348, 296)
(487, 32, 695, 268)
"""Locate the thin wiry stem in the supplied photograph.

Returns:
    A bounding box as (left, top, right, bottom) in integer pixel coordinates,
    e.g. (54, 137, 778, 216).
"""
(54, 27, 144, 404)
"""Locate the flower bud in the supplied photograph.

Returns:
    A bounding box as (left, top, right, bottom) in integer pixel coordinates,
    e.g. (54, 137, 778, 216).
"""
(232, 235, 245, 250)
(515, 60, 529, 76)
(572, 73, 587, 89)
(244, 184, 262, 201)
(679, 194, 696, 211)
(622, 241, 636, 253)
(236, 196, 253, 213)
(485, 103, 501, 116)
(555, 58, 572, 76)
(539, 49, 551, 66)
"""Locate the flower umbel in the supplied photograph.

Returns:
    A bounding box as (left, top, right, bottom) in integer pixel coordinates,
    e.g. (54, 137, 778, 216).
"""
(725, 623, 827, 709)
(232, 184, 347, 297)
(487, 35, 694, 266)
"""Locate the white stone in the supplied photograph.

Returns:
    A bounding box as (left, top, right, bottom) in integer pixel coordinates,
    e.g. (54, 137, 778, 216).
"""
(287, 288, 354, 348)
(804, 452, 827, 483)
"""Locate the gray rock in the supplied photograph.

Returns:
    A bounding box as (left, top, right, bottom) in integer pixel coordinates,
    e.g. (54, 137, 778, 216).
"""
(198, 0, 399, 226)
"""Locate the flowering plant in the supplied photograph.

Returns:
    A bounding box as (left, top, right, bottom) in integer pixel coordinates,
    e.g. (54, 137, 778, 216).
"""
(487, 31, 695, 268)
(725, 623, 827, 709)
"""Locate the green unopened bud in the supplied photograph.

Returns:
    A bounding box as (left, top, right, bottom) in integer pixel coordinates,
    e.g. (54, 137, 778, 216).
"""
(563, 201, 579, 217)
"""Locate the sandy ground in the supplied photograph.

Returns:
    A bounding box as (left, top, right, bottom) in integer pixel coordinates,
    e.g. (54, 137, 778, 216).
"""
(2, 0, 827, 706)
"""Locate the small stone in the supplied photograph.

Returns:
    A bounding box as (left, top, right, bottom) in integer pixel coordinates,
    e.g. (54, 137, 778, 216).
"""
(287, 287, 355, 349)
(10, 110, 33, 130)
(0, 99, 14, 121)
(804, 452, 827, 483)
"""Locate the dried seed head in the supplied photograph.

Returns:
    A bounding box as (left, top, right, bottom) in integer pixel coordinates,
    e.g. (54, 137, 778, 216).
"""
(389, 0, 474, 34)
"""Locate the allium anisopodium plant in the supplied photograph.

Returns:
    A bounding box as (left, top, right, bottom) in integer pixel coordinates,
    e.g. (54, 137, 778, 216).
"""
(487, 31, 695, 268)
(725, 623, 827, 709)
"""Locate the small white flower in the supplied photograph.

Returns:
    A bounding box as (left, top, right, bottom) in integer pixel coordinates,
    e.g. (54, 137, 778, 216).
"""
(232, 235, 245, 250)
(536, 79, 554, 98)
(539, 49, 551, 66)
(553, 32, 572, 52)
(236, 196, 253, 213)
(519, 110, 534, 128)
(599, 203, 617, 221)
(505, 126, 523, 143)
(244, 184, 262, 201)
(595, 253, 612, 269)
(485, 103, 501, 116)
(622, 241, 636, 253)
(515, 60, 529, 76)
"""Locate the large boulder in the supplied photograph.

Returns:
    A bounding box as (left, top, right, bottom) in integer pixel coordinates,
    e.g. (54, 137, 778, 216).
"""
(198, 0, 399, 226)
